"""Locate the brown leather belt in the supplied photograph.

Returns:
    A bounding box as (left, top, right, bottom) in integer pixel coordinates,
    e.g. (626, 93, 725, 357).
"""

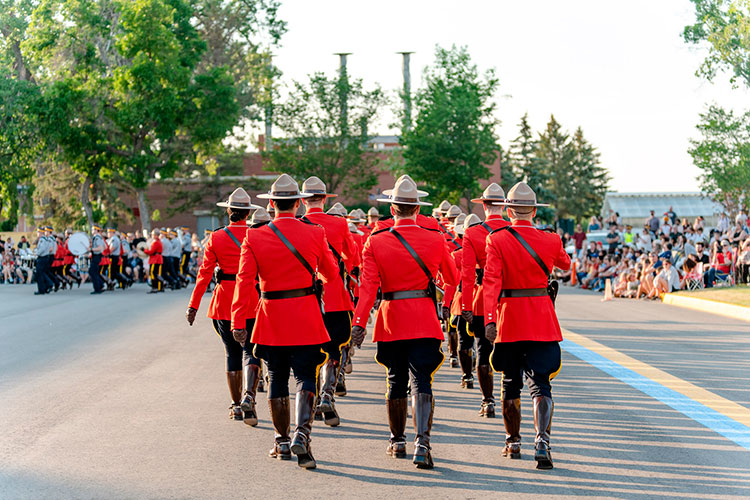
(500, 288, 548, 298)
(261, 287, 315, 300)
(382, 289, 431, 300)
(216, 270, 236, 282)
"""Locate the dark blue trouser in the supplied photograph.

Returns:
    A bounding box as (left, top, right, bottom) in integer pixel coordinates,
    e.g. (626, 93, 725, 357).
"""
(89, 254, 103, 292)
(35, 256, 53, 293)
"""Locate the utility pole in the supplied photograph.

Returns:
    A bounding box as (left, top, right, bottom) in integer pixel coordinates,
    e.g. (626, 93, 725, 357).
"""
(334, 53, 351, 137)
(264, 54, 274, 150)
(397, 51, 414, 132)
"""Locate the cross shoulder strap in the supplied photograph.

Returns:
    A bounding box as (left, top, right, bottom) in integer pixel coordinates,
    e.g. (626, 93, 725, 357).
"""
(389, 228, 433, 281)
(222, 227, 243, 250)
(480, 222, 492, 233)
(507, 227, 550, 277)
(268, 221, 316, 278)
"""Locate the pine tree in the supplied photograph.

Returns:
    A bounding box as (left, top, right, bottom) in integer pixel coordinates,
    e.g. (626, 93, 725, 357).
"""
(537, 115, 576, 220)
(569, 127, 609, 222)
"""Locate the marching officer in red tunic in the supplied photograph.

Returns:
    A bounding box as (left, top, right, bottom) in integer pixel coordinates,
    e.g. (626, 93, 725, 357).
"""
(230, 174, 339, 469)
(460, 183, 510, 417)
(300, 176, 361, 426)
(370, 175, 442, 233)
(186, 188, 263, 424)
(143, 229, 164, 293)
(482, 182, 571, 469)
(351, 176, 458, 470)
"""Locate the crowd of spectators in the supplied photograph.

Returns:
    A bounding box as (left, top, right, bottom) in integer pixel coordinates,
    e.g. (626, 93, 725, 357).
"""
(554, 207, 750, 299)
(0, 235, 35, 284)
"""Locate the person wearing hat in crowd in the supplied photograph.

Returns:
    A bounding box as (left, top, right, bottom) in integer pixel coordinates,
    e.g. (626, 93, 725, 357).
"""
(482, 182, 570, 469)
(437, 200, 451, 218)
(143, 229, 165, 293)
(187, 188, 264, 424)
(33, 226, 54, 295)
(44, 226, 62, 291)
(88, 224, 106, 294)
(62, 229, 82, 287)
(370, 175, 441, 234)
(161, 230, 178, 289)
(350, 176, 458, 470)
(106, 228, 128, 289)
(460, 183, 510, 418)
(230, 174, 340, 469)
(51, 232, 68, 290)
(366, 207, 381, 230)
(442, 213, 466, 368)
(299, 176, 361, 426)
(180, 226, 195, 281)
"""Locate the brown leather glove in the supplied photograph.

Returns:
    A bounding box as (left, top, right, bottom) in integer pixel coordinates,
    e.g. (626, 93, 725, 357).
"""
(351, 325, 366, 348)
(485, 322, 497, 343)
(186, 307, 197, 326)
(232, 328, 248, 345)
(461, 310, 473, 323)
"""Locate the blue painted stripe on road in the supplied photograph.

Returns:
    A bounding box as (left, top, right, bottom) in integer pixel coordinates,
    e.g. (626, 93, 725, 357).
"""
(561, 338, 750, 451)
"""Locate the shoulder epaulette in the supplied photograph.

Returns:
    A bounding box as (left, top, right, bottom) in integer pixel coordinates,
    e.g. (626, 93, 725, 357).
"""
(370, 227, 390, 237)
(297, 216, 317, 226)
(213, 225, 225, 231)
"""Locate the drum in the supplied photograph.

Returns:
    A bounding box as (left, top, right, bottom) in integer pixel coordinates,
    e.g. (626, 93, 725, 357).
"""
(68, 232, 90, 256)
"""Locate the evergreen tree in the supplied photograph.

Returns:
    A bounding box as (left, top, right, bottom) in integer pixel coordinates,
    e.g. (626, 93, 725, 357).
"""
(569, 127, 609, 221)
(537, 115, 576, 220)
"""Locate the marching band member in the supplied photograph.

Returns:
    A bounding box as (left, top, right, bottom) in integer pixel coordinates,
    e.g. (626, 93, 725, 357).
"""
(143, 229, 164, 294)
(89, 225, 106, 295)
(231, 174, 339, 469)
(351, 176, 458, 470)
(300, 176, 360, 426)
(482, 182, 570, 469)
(460, 183, 509, 417)
(186, 188, 263, 424)
(33, 227, 53, 295)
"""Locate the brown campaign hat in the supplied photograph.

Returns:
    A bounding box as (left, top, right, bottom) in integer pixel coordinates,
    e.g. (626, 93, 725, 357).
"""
(445, 205, 462, 219)
(347, 209, 365, 223)
(348, 222, 364, 235)
(217, 187, 262, 209)
(453, 213, 467, 235)
(494, 181, 550, 208)
(257, 174, 312, 200)
(438, 200, 451, 215)
(471, 183, 506, 204)
(394, 174, 428, 197)
(301, 176, 337, 198)
(251, 207, 271, 224)
(464, 213, 481, 230)
(367, 207, 381, 218)
(377, 176, 432, 206)
(327, 202, 347, 216)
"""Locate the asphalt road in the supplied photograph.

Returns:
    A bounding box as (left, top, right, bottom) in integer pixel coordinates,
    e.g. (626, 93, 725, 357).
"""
(0, 284, 748, 499)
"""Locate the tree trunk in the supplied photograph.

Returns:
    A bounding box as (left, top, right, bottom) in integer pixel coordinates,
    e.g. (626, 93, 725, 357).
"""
(137, 187, 151, 232)
(81, 176, 94, 226)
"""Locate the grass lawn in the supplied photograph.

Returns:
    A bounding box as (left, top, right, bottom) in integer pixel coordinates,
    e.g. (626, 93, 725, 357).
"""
(674, 285, 750, 308)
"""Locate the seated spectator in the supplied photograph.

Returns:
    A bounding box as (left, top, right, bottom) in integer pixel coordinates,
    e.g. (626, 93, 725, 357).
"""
(737, 237, 750, 285)
(635, 254, 658, 299)
(606, 224, 621, 254)
(17, 235, 30, 250)
(704, 240, 733, 288)
(581, 256, 601, 289)
(588, 216, 601, 231)
(729, 222, 748, 248)
(622, 225, 635, 246)
(653, 259, 680, 296)
(637, 227, 652, 251)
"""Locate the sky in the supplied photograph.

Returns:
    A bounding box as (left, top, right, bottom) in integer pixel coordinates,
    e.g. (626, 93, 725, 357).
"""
(266, 0, 750, 193)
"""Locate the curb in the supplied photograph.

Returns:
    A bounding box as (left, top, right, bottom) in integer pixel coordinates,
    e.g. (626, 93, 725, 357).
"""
(662, 293, 750, 323)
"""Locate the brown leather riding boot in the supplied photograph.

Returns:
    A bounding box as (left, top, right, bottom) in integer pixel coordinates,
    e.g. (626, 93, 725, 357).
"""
(447, 329, 458, 367)
(226, 371, 243, 420)
(318, 359, 340, 427)
(386, 398, 408, 458)
(458, 350, 474, 388)
(240, 364, 261, 426)
(533, 396, 554, 469)
(412, 393, 435, 469)
(268, 397, 291, 460)
(476, 365, 496, 418)
(291, 390, 317, 469)
(502, 398, 522, 459)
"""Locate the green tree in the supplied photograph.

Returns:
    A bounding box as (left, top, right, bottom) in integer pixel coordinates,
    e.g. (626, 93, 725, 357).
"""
(683, 0, 750, 88)
(398, 45, 499, 210)
(569, 127, 608, 222)
(505, 113, 554, 221)
(689, 105, 750, 212)
(263, 69, 385, 199)
(537, 115, 575, 219)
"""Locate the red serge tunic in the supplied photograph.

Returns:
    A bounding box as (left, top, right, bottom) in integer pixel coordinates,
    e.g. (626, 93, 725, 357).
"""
(482, 220, 571, 343)
(189, 222, 255, 322)
(443, 246, 464, 317)
(353, 220, 459, 342)
(231, 214, 340, 346)
(143, 239, 163, 265)
(304, 208, 360, 312)
(63, 239, 76, 266)
(461, 215, 510, 316)
(371, 213, 441, 234)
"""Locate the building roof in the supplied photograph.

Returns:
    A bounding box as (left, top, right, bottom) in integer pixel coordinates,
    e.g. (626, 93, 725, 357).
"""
(601, 192, 724, 219)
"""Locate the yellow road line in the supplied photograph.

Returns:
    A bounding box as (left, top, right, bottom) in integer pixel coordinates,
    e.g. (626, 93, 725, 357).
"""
(563, 328, 750, 428)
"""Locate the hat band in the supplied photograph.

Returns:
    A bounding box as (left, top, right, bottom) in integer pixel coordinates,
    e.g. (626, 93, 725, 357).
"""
(271, 190, 300, 196)
(507, 199, 536, 205)
(481, 196, 505, 200)
(229, 201, 251, 207)
(391, 196, 420, 203)
(303, 189, 327, 195)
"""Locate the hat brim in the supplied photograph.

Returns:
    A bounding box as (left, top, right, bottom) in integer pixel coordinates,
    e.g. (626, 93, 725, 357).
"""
(256, 193, 312, 200)
(491, 201, 551, 208)
(471, 197, 506, 204)
(382, 188, 430, 197)
(302, 192, 337, 198)
(375, 196, 432, 206)
(216, 201, 264, 209)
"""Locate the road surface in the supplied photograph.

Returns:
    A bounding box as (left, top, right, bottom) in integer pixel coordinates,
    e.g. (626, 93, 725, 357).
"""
(0, 284, 748, 499)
